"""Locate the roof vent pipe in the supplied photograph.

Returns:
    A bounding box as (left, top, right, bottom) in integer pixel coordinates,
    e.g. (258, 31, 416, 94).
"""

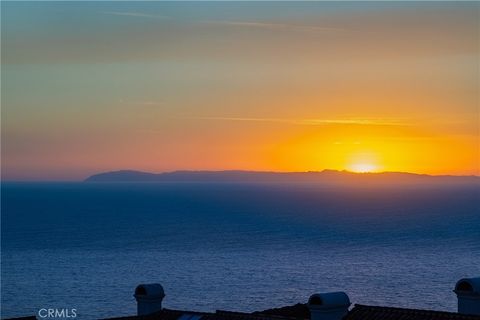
(134, 284, 165, 316)
(454, 277, 480, 315)
(307, 292, 351, 320)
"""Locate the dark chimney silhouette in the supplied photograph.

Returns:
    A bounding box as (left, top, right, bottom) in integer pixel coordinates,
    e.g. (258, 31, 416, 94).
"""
(454, 277, 480, 315)
(307, 292, 351, 320)
(134, 284, 165, 316)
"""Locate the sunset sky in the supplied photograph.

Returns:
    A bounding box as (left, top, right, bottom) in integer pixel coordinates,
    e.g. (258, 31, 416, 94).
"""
(2, 2, 479, 180)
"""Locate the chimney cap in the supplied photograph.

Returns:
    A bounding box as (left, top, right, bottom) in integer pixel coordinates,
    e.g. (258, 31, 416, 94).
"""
(308, 292, 351, 310)
(134, 284, 165, 300)
(454, 277, 480, 296)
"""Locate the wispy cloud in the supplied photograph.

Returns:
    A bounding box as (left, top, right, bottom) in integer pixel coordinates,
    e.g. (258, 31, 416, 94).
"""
(204, 20, 348, 33)
(102, 11, 170, 20)
(302, 118, 410, 126)
(182, 116, 410, 127)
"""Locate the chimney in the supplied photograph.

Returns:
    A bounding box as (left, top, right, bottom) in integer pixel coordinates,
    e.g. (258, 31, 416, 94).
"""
(134, 284, 165, 316)
(454, 277, 480, 315)
(307, 292, 351, 320)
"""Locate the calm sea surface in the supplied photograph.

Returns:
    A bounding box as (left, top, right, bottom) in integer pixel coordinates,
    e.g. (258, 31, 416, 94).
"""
(1, 182, 479, 319)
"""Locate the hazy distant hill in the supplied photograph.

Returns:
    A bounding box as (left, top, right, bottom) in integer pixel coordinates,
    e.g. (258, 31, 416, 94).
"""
(84, 169, 479, 184)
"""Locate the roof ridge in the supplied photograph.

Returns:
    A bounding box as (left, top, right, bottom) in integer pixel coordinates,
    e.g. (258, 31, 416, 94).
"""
(214, 309, 305, 320)
(351, 304, 480, 319)
(354, 304, 456, 314)
(164, 309, 207, 315)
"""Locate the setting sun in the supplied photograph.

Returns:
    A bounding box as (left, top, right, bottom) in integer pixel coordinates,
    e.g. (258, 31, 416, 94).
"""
(345, 151, 382, 173)
(348, 163, 379, 173)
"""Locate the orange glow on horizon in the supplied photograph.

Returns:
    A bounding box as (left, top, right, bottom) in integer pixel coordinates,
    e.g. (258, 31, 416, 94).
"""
(266, 120, 478, 176)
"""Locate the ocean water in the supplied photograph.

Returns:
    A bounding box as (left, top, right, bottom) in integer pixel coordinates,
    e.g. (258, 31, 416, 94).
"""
(1, 182, 479, 319)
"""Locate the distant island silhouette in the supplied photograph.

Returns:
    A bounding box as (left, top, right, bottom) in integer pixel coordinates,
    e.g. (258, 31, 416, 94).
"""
(85, 169, 480, 184)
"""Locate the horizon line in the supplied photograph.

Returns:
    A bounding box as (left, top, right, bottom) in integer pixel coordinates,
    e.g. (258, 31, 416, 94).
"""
(3, 168, 479, 183)
(88, 168, 480, 177)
